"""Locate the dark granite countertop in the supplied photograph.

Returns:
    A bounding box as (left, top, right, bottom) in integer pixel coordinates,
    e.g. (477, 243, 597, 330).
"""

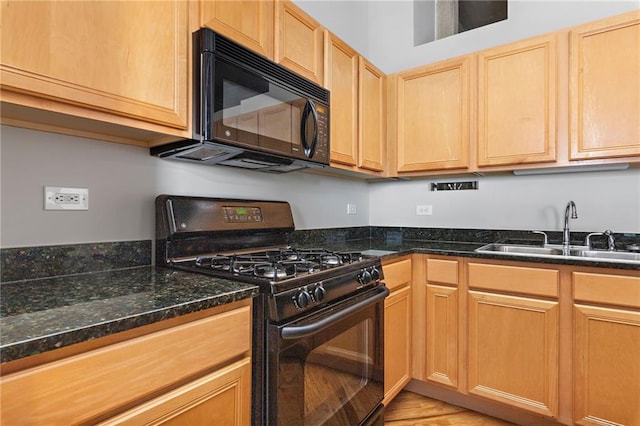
(0, 266, 258, 364)
(1, 232, 637, 365)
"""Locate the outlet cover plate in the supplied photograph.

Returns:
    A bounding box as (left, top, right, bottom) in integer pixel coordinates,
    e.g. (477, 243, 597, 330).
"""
(416, 205, 433, 216)
(347, 203, 357, 215)
(44, 186, 89, 210)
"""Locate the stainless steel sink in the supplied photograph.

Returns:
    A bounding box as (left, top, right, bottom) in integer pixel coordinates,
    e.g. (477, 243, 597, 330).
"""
(569, 250, 640, 262)
(476, 243, 564, 256)
(475, 243, 640, 264)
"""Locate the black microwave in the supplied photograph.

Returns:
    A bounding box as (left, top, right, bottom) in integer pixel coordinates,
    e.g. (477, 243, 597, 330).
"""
(151, 28, 330, 173)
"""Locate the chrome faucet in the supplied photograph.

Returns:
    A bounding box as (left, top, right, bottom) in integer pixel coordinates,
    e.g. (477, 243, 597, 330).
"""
(563, 201, 578, 252)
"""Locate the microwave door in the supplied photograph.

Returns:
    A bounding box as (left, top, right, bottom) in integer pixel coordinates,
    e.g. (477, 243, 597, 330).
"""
(211, 58, 269, 147)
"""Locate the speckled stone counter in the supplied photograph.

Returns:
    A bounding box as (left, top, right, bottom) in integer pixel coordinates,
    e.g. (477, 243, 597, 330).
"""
(2, 228, 638, 364)
(0, 266, 258, 363)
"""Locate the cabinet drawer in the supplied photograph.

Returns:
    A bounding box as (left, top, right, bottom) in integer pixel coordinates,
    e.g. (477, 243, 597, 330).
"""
(468, 262, 559, 298)
(383, 258, 412, 291)
(573, 272, 640, 309)
(426, 258, 459, 286)
(0, 304, 251, 425)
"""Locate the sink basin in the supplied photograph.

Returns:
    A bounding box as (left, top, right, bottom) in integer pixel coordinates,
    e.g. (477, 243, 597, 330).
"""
(476, 244, 564, 256)
(569, 250, 640, 262)
(475, 243, 640, 264)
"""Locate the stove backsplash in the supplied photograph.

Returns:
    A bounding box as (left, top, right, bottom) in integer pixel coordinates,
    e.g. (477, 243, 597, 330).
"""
(3, 227, 638, 282)
(0, 240, 151, 283)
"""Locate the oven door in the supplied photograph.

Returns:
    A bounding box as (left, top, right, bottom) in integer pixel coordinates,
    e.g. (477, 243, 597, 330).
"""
(267, 286, 388, 426)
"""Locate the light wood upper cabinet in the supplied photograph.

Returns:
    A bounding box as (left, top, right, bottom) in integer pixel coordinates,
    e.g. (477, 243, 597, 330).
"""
(395, 55, 471, 173)
(359, 58, 386, 172)
(569, 10, 640, 161)
(326, 33, 358, 167)
(573, 271, 640, 426)
(275, 0, 323, 85)
(325, 32, 386, 175)
(477, 33, 558, 167)
(200, 0, 274, 59)
(0, 0, 189, 141)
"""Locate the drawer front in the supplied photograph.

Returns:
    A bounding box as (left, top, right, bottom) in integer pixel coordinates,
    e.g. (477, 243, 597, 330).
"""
(0, 304, 251, 425)
(574, 272, 640, 309)
(383, 258, 412, 291)
(426, 258, 459, 286)
(468, 262, 559, 298)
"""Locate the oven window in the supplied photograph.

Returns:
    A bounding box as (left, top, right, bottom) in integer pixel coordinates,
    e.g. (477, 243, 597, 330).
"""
(273, 304, 383, 426)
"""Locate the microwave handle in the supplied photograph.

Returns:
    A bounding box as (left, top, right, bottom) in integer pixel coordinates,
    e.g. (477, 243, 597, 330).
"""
(301, 99, 318, 158)
(281, 286, 389, 340)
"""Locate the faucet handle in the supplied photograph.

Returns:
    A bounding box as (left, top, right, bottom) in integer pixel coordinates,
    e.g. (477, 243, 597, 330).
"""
(584, 230, 616, 250)
(584, 232, 604, 249)
(532, 231, 549, 246)
(603, 229, 616, 251)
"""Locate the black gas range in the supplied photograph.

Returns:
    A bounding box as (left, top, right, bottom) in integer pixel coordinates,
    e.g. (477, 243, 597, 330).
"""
(156, 195, 387, 426)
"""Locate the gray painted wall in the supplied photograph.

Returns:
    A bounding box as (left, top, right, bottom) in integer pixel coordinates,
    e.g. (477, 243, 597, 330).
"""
(0, 126, 369, 248)
(2, 2, 639, 248)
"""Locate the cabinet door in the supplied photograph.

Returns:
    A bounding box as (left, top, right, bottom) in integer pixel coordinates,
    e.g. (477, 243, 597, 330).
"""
(477, 33, 557, 167)
(359, 58, 386, 172)
(425, 284, 458, 388)
(275, 0, 323, 84)
(201, 0, 274, 59)
(396, 55, 470, 172)
(382, 258, 412, 404)
(573, 305, 640, 426)
(384, 286, 412, 404)
(569, 10, 640, 160)
(0, 0, 188, 130)
(573, 271, 640, 425)
(326, 33, 358, 167)
(467, 291, 559, 417)
(424, 258, 459, 389)
(100, 358, 252, 426)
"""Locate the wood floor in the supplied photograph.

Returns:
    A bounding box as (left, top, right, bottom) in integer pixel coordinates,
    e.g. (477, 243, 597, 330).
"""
(384, 391, 516, 425)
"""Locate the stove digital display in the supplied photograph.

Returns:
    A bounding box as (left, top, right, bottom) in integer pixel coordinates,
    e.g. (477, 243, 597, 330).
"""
(222, 206, 263, 223)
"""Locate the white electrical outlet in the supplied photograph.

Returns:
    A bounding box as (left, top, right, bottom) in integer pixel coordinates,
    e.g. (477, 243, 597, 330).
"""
(347, 203, 357, 215)
(416, 205, 433, 216)
(44, 186, 89, 210)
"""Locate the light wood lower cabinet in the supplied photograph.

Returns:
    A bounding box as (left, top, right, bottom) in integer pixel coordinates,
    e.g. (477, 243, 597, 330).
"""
(573, 271, 640, 426)
(467, 262, 560, 418)
(382, 257, 412, 404)
(424, 258, 460, 389)
(99, 357, 251, 425)
(0, 300, 252, 426)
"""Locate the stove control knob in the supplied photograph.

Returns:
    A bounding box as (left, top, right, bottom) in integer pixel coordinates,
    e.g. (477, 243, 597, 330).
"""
(358, 269, 372, 285)
(294, 289, 311, 309)
(312, 284, 326, 303)
(370, 266, 381, 281)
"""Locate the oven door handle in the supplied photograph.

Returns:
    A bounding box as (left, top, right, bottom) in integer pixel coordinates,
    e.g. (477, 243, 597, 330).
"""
(281, 286, 389, 340)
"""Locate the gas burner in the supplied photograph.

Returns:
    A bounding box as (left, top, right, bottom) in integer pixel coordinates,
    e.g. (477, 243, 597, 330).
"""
(196, 255, 232, 271)
(254, 262, 297, 280)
